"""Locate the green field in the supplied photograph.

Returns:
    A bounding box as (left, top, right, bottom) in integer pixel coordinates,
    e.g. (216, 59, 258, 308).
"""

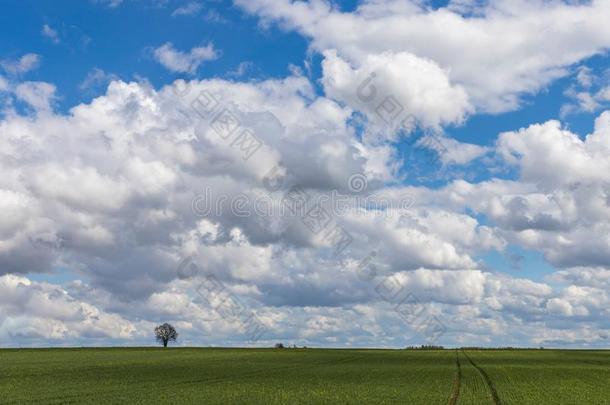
(1, 348, 609, 404)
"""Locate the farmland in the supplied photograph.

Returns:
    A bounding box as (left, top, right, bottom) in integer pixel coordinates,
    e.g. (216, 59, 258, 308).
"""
(0, 348, 608, 404)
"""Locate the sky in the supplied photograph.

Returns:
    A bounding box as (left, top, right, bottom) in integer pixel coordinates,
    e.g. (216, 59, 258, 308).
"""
(1, 0, 610, 348)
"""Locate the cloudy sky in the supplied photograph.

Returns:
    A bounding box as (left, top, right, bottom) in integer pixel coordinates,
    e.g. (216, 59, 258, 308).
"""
(1, 0, 610, 348)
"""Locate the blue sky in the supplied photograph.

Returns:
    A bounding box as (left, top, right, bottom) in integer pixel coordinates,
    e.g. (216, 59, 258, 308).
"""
(1, 0, 610, 348)
(4, 0, 606, 132)
(3, 0, 607, 134)
(1, 0, 309, 108)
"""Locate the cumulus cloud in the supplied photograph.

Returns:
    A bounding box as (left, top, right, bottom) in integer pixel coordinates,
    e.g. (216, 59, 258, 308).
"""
(410, 110, 610, 271)
(0, 76, 379, 300)
(153, 42, 219, 74)
(321, 49, 472, 136)
(236, 0, 610, 117)
(550, 267, 610, 290)
(497, 112, 610, 188)
(1, 59, 610, 347)
(0, 73, 500, 345)
(0, 275, 136, 345)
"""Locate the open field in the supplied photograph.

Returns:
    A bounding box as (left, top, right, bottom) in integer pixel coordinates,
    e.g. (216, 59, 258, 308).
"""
(1, 348, 609, 404)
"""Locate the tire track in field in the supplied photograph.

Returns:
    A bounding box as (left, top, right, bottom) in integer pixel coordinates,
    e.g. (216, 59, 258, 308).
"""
(461, 350, 501, 405)
(447, 350, 461, 405)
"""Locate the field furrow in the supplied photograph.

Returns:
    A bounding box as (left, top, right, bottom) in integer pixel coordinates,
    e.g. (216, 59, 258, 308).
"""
(455, 350, 492, 405)
(462, 350, 501, 405)
(447, 350, 461, 405)
(0, 348, 456, 404)
(1, 348, 609, 404)
(464, 350, 610, 405)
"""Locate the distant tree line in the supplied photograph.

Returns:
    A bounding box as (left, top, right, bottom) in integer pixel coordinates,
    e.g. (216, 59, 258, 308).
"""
(458, 346, 545, 350)
(404, 345, 547, 350)
(151, 325, 546, 351)
(274, 343, 307, 349)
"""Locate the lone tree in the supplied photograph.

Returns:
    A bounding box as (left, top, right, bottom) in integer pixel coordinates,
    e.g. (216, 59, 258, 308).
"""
(154, 323, 178, 348)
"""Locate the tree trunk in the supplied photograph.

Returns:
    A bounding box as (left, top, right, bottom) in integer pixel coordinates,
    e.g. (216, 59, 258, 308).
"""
(163, 340, 168, 348)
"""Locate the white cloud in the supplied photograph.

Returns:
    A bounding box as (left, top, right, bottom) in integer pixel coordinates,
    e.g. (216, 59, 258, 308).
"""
(576, 66, 594, 88)
(79, 68, 119, 92)
(41, 24, 60, 44)
(1, 54, 41, 75)
(14, 81, 56, 112)
(550, 267, 610, 290)
(408, 110, 610, 271)
(0, 275, 136, 344)
(0, 76, 370, 297)
(93, 0, 124, 8)
(0, 76, 8, 92)
(597, 86, 610, 102)
(497, 113, 610, 187)
(321, 49, 472, 137)
(416, 134, 489, 165)
(390, 269, 487, 304)
(236, 0, 610, 118)
(1, 71, 609, 346)
(153, 42, 219, 74)
(228, 61, 253, 78)
(203, 9, 229, 23)
(172, 2, 202, 16)
(561, 66, 610, 117)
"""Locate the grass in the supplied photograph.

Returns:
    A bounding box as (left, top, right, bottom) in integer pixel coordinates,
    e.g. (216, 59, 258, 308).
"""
(0, 348, 608, 404)
(463, 349, 610, 404)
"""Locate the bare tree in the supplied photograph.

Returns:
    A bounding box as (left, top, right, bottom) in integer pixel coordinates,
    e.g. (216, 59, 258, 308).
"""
(154, 323, 178, 348)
